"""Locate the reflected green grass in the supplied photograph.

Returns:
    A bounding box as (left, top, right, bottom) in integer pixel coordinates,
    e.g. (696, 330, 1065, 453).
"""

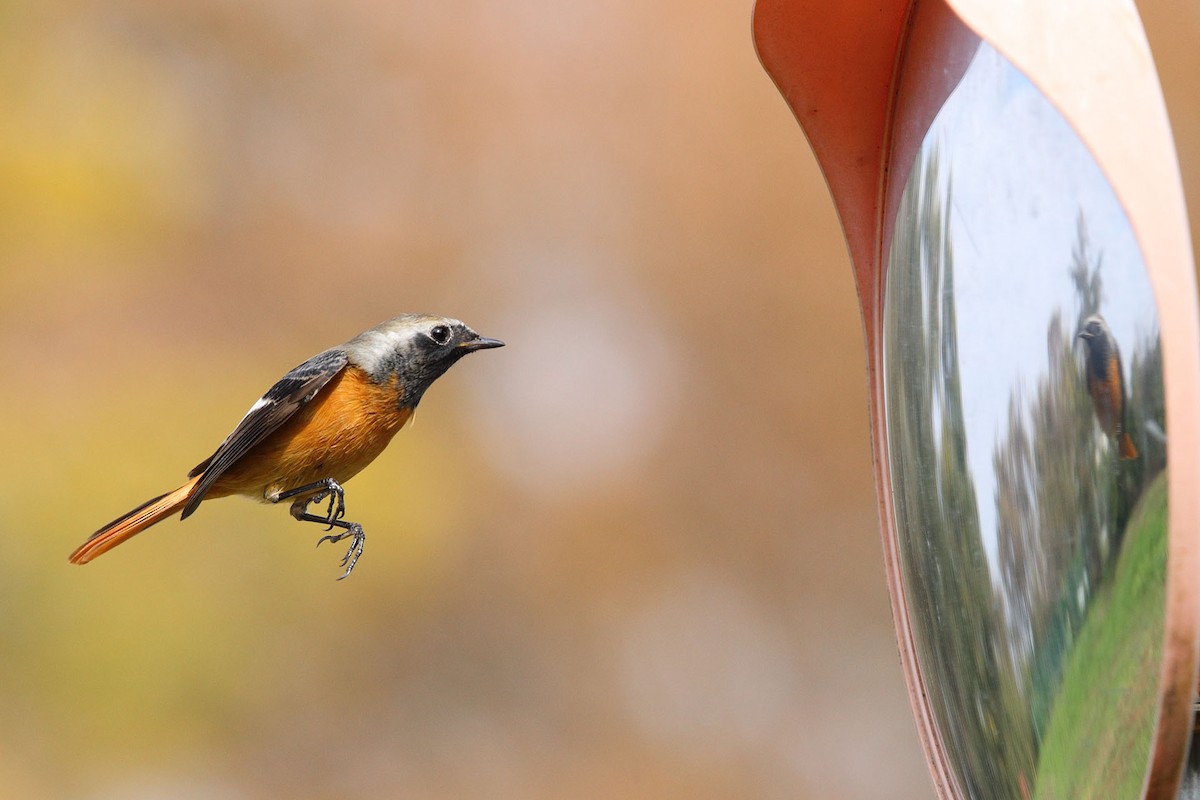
(1034, 471, 1168, 799)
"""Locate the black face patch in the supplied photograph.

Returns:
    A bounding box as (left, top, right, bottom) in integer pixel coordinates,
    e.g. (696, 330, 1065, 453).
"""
(368, 324, 474, 408)
(395, 348, 471, 407)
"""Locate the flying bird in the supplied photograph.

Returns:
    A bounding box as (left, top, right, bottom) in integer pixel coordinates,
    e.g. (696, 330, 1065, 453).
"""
(69, 314, 504, 578)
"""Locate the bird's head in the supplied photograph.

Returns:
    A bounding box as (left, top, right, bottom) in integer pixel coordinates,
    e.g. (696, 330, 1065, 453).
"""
(345, 313, 504, 405)
(1077, 314, 1109, 344)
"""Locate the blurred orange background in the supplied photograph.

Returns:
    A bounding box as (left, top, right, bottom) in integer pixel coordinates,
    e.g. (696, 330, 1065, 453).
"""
(1, 1, 1196, 798)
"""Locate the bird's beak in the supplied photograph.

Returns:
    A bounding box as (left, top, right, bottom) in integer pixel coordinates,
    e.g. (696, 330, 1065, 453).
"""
(1078, 331, 1092, 340)
(459, 336, 505, 352)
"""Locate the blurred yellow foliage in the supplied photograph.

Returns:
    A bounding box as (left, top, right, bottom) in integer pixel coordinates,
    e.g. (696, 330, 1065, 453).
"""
(0, 21, 204, 281)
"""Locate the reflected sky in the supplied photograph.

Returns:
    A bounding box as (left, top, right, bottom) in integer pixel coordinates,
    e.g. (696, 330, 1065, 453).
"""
(927, 46, 1158, 572)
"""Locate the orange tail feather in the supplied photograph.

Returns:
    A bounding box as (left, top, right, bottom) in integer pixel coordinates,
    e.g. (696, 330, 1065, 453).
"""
(1119, 431, 1138, 461)
(69, 477, 201, 564)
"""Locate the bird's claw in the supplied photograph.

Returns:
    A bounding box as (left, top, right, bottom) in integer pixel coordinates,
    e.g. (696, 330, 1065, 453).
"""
(315, 523, 365, 580)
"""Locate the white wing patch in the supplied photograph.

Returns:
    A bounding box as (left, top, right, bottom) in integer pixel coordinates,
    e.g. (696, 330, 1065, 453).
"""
(239, 396, 271, 423)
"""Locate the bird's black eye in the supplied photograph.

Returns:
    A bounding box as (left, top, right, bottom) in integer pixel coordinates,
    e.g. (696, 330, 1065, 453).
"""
(429, 325, 452, 345)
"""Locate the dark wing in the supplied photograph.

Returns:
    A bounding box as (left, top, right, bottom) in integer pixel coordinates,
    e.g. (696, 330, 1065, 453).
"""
(181, 347, 349, 518)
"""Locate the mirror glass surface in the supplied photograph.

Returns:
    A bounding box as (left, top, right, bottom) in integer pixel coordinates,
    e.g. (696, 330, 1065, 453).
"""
(883, 42, 1167, 799)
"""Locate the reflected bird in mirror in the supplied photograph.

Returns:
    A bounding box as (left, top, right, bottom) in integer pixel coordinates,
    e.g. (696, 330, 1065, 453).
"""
(1079, 314, 1138, 460)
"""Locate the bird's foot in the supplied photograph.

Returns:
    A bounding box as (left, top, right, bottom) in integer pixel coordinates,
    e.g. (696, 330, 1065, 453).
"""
(316, 523, 365, 580)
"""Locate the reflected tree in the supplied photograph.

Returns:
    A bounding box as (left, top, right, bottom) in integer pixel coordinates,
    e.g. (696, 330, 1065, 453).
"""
(886, 143, 1036, 798)
(993, 216, 1113, 738)
(992, 212, 1165, 753)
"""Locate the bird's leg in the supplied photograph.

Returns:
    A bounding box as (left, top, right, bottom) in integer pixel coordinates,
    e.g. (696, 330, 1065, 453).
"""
(273, 478, 346, 528)
(290, 509, 366, 581)
(273, 479, 363, 579)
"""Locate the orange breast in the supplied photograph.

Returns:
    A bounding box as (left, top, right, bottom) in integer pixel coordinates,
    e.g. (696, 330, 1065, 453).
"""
(209, 366, 412, 502)
(1087, 353, 1124, 437)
